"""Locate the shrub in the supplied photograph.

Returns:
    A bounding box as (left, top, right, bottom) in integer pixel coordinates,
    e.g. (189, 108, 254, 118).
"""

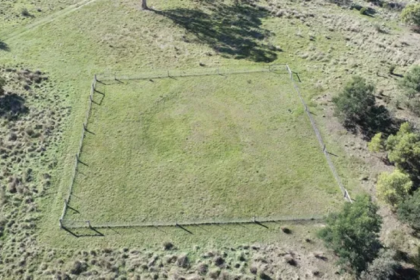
(368, 132, 383, 152)
(401, 4, 420, 26)
(397, 189, 420, 231)
(0, 77, 5, 95)
(360, 249, 402, 280)
(376, 169, 412, 208)
(21, 8, 30, 17)
(317, 195, 382, 276)
(360, 7, 368, 15)
(332, 76, 376, 125)
(400, 66, 420, 98)
(385, 122, 420, 175)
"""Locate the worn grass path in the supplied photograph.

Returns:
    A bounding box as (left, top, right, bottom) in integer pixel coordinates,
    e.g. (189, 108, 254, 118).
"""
(0, 0, 99, 41)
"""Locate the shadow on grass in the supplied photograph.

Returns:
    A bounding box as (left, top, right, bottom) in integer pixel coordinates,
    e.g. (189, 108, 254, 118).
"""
(343, 105, 402, 140)
(0, 40, 9, 51)
(0, 93, 29, 120)
(62, 226, 104, 237)
(152, 2, 278, 62)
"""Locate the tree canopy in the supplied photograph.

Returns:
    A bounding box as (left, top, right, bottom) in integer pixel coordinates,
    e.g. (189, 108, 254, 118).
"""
(376, 169, 412, 208)
(318, 195, 382, 275)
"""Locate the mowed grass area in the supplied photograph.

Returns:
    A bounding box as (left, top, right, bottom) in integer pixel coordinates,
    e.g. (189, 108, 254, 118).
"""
(66, 71, 341, 224)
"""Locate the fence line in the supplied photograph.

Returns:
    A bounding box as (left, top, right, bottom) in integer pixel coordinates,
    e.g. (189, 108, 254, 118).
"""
(285, 65, 352, 203)
(60, 64, 350, 230)
(59, 75, 97, 228)
(97, 64, 288, 82)
(61, 215, 324, 230)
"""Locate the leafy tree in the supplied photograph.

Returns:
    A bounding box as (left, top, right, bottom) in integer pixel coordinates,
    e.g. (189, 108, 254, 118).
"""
(386, 122, 420, 176)
(397, 189, 420, 231)
(360, 249, 402, 280)
(376, 169, 412, 208)
(318, 195, 382, 275)
(368, 132, 384, 152)
(332, 76, 376, 125)
(401, 4, 420, 26)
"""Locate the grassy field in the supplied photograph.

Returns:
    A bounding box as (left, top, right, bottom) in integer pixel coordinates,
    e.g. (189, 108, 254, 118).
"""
(65, 71, 341, 225)
(4, 0, 417, 277)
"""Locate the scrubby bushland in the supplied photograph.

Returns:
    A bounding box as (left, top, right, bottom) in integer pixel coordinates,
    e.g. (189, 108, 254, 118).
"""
(333, 76, 396, 138)
(400, 66, 420, 116)
(397, 189, 420, 231)
(376, 169, 412, 208)
(360, 249, 402, 280)
(401, 4, 420, 27)
(317, 195, 382, 276)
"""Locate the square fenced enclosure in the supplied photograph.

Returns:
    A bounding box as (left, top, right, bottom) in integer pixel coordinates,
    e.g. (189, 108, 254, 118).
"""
(65, 70, 342, 225)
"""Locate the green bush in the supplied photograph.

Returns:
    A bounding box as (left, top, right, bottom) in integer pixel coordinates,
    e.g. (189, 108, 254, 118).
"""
(376, 169, 412, 208)
(397, 189, 420, 231)
(360, 7, 368, 15)
(400, 66, 420, 98)
(368, 132, 383, 152)
(332, 76, 376, 125)
(401, 4, 420, 26)
(360, 249, 402, 280)
(318, 195, 382, 276)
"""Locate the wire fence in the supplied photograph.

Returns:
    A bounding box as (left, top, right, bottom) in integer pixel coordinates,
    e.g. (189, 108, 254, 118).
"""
(96, 64, 289, 82)
(61, 215, 324, 230)
(285, 65, 352, 202)
(59, 64, 351, 230)
(59, 75, 97, 229)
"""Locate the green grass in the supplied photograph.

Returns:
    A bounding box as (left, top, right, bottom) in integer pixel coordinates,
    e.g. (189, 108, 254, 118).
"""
(65, 72, 341, 225)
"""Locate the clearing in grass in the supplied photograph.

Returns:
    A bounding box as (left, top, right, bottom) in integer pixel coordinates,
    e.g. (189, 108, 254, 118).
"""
(65, 71, 341, 225)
